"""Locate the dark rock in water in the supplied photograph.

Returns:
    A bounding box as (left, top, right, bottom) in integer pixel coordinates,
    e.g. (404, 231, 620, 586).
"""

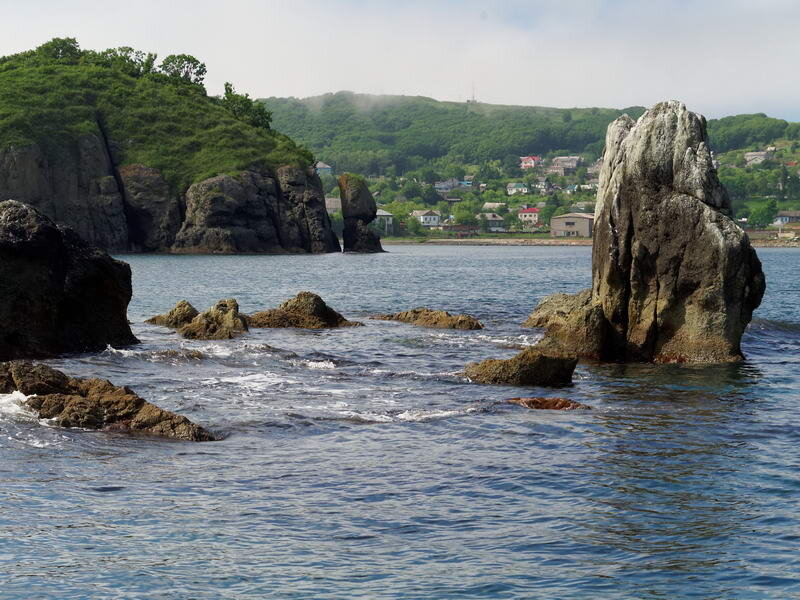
(508, 397, 591, 410)
(173, 168, 340, 254)
(249, 292, 361, 329)
(179, 299, 248, 340)
(524, 101, 765, 363)
(338, 174, 383, 252)
(0, 200, 138, 360)
(118, 164, 183, 251)
(0, 361, 215, 441)
(0, 136, 129, 251)
(373, 307, 483, 330)
(465, 347, 577, 386)
(146, 300, 200, 328)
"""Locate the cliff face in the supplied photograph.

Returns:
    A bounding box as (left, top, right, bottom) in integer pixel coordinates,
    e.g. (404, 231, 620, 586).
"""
(337, 174, 383, 252)
(0, 138, 340, 254)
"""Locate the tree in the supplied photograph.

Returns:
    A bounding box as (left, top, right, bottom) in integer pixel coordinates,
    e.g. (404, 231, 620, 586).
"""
(220, 82, 272, 130)
(36, 38, 81, 63)
(159, 54, 207, 85)
(748, 199, 778, 228)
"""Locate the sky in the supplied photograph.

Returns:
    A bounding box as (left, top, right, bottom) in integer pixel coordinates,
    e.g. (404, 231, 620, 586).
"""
(1, 0, 799, 120)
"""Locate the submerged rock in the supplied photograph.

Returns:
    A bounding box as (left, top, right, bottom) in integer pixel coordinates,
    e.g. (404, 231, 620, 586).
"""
(0, 362, 215, 441)
(146, 300, 200, 328)
(338, 174, 383, 252)
(525, 101, 765, 363)
(179, 299, 248, 340)
(249, 292, 361, 329)
(373, 308, 483, 330)
(507, 397, 591, 410)
(0, 200, 138, 361)
(465, 347, 577, 387)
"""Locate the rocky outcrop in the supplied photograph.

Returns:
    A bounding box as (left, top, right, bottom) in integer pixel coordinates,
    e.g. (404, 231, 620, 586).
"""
(525, 101, 765, 363)
(172, 168, 340, 254)
(0, 361, 215, 441)
(179, 299, 248, 340)
(0, 136, 129, 251)
(373, 308, 483, 330)
(146, 300, 199, 328)
(0, 200, 138, 360)
(118, 164, 183, 251)
(464, 347, 577, 386)
(522, 290, 606, 359)
(338, 174, 383, 252)
(507, 397, 591, 410)
(249, 292, 361, 329)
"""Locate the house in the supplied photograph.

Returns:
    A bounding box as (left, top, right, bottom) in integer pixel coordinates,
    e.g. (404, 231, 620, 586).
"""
(325, 197, 342, 214)
(411, 209, 441, 227)
(315, 161, 333, 176)
(481, 202, 506, 212)
(375, 209, 395, 234)
(745, 149, 775, 166)
(434, 178, 461, 193)
(476, 212, 506, 232)
(546, 155, 583, 176)
(773, 210, 800, 226)
(534, 177, 553, 195)
(519, 155, 542, 169)
(506, 182, 529, 196)
(550, 213, 594, 237)
(518, 207, 540, 226)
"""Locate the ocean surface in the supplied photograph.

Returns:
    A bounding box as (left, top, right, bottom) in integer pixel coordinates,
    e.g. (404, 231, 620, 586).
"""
(1, 245, 798, 600)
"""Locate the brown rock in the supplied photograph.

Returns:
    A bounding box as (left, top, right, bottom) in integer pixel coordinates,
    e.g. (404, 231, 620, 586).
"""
(522, 290, 606, 359)
(249, 292, 361, 329)
(508, 397, 591, 410)
(338, 173, 383, 252)
(146, 300, 199, 328)
(178, 299, 248, 340)
(464, 346, 577, 386)
(118, 164, 182, 251)
(373, 307, 483, 330)
(2, 361, 215, 441)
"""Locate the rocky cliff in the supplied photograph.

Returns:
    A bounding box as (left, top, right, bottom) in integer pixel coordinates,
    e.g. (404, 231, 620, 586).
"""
(526, 101, 765, 363)
(338, 174, 383, 252)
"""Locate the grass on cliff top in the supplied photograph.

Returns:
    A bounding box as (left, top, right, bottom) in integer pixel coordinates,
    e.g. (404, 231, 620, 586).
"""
(0, 57, 312, 194)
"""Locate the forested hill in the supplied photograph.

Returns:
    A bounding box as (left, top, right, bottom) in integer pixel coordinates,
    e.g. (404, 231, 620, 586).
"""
(263, 91, 645, 175)
(264, 92, 800, 179)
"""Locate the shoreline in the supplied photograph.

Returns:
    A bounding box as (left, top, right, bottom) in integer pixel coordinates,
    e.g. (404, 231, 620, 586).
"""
(382, 238, 799, 248)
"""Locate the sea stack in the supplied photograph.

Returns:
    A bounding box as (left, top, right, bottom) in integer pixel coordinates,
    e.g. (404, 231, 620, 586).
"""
(338, 174, 384, 252)
(0, 200, 138, 360)
(526, 101, 765, 363)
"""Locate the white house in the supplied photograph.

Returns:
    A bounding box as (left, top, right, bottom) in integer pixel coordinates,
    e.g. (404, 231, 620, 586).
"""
(375, 209, 394, 234)
(517, 207, 540, 226)
(476, 212, 506, 232)
(411, 209, 441, 227)
(506, 182, 529, 196)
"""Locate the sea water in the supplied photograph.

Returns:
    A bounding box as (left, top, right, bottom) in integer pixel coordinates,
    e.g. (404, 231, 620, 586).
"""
(0, 245, 798, 599)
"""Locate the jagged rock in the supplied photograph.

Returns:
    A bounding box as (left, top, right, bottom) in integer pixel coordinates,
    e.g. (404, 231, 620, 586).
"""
(0, 136, 129, 251)
(373, 308, 483, 330)
(0, 200, 138, 360)
(522, 290, 605, 359)
(146, 300, 199, 328)
(118, 164, 182, 251)
(338, 174, 383, 252)
(0, 361, 215, 441)
(508, 397, 591, 410)
(525, 101, 765, 363)
(173, 168, 340, 254)
(249, 292, 361, 329)
(179, 299, 248, 340)
(464, 347, 577, 386)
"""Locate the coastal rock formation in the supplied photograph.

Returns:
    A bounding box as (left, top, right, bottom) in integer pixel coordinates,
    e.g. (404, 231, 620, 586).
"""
(507, 397, 591, 410)
(464, 347, 577, 387)
(146, 300, 199, 328)
(118, 164, 183, 251)
(525, 101, 765, 363)
(522, 291, 606, 359)
(179, 299, 248, 340)
(0, 361, 215, 441)
(373, 308, 483, 330)
(276, 166, 342, 254)
(249, 292, 361, 329)
(0, 136, 129, 251)
(0, 200, 138, 360)
(338, 174, 383, 252)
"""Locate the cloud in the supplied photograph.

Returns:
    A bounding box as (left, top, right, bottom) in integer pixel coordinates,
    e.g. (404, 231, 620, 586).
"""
(1, 0, 798, 119)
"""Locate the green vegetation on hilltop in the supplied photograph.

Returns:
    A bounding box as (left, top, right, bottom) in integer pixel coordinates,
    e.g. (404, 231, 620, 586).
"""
(0, 38, 313, 194)
(264, 91, 645, 176)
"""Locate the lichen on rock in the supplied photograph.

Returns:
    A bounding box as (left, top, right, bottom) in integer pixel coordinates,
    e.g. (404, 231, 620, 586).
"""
(146, 300, 200, 328)
(465, 347, 577, 387)
(179, 299, 248, 340)
(249, 292, 361, 329)
(373, 307, 483, 330)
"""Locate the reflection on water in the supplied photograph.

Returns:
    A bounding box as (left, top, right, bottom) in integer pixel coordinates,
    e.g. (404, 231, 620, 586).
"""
(0, 246, 798, 599)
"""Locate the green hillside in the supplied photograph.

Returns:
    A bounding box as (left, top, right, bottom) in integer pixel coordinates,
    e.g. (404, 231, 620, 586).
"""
(0, 38, 312, 195)
(263, 91, 645, 175)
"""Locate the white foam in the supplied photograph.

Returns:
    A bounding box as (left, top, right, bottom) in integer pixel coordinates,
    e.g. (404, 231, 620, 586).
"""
(0, 391, 38, 423)
(304, 360, 336, 370)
